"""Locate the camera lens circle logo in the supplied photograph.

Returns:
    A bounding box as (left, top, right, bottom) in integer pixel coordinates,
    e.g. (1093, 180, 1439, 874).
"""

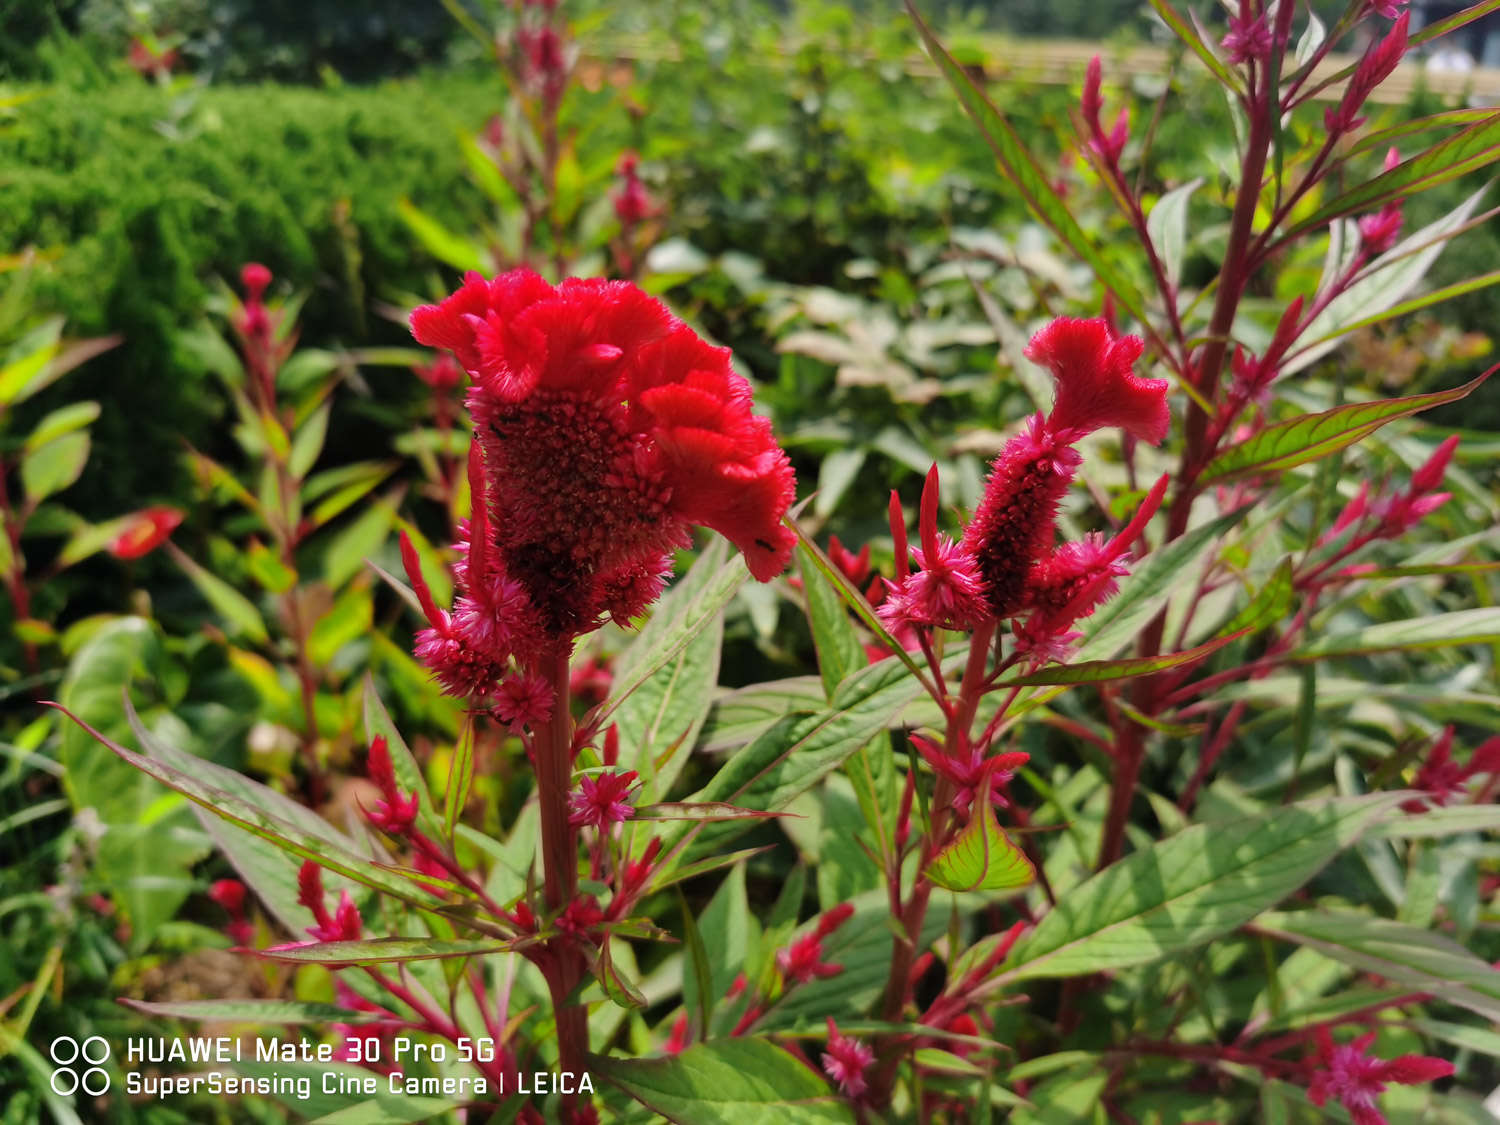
(49, 1035, 111, 1096)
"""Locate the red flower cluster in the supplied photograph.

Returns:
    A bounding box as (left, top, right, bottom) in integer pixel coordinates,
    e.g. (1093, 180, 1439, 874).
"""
(879, 318, 1169, 653)
(108, 506, 184, 560)
(406, 270, 795, 698)
(1307, 1028, 1452, 1125)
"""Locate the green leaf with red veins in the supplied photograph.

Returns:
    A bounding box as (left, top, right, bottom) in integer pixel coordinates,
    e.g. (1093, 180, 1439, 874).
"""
(926, 795, 1036, 894)
(255, 937, 515, 966)
(1198, 372, 1492, 485)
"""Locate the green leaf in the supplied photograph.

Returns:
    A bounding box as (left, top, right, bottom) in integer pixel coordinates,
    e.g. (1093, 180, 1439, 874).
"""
(601, 538, 747, 726)
(927, 795, 1035, 893)
(595, 938, 648, 1010)
(814, 447, 866, 518)
(1255, 910, 1500, 1022)
(0, 328, 59, 406)
(999, 795, 1400, 982)
(398, 198, 485, 273)
(996, 631, 1245, 688)
(21, 431, 89, 502)
(797, 544, 866, 700)
(321, 497, 398, 590)
(683, 863, 752, 1027)
(306, 582, 373, 668)
(119, 999, 376, 1024)
(611, 550, 725, 800)
(1145, 178, 1202, 290)
(1198, 373, 1492, 485)
(232, 1060, 455, 1124)
(596, 1039, 855, 1124)
(1286, 112, 1500, 240)
(256, 937, 512, 966)
(1010, 1065, 1109, 1125)
(634, 802, 779, 822)
(1373, 804, 1500, 838)
(168, 544, 270, 643)
(52, 699, 475, 928)
(289, 400, 331, 479)
(1291, 607, 1500, 659)
(458, 131, 518, 208)
(24, 401, 99, 453)
(904, 3, 1150, 327)
(675, 657, 926, 857)
(1074, 505, 1254, 662)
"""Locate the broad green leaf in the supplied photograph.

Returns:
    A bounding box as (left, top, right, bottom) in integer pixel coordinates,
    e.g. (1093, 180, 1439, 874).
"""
(21, 432, 89, 502)
(596, 937, 647, 1010)
(232, 1060, 455, 1123)
(1010, 1066, 1109, 1125)
(1292, 607, 1500, 659)
(1198, 374, 1491, 484)
(698, 675, 826, 752)
(1373, 804, 1500, 838)
(256, 937, 512, 966)
(321, 497, 398, 590)
(999, 795, 1400, 983)
(307, 582, 373, 668)
(53, 700, 473, 928)
(1145, 178, 1202, 289)
(814, 447, 866, 518)
(596, 1039, 855, 1124)
(24, 401, 98, 453)
(1285, 111, 1500, 240)
(1075, 505, 1253, 662)
(278, 349, 340, 397)
(682, 863, 752, 1027)
(58, 617, 206, 947)
(797, 544, 866, 699)
(398, 198, 485, 273)
(168, 544, 270, 643)
(1255, 910, 1500, 1022)
(676, 657, 926, 857)
(120, 999, 375, 1024)
(601, 538, 747, 725)
(289, 400, 332, 479)
(0, 320, 60, 405)
(904, 3, 1150, 328)
(927, 796, 1035, 893)
(612, 550, 724, 800)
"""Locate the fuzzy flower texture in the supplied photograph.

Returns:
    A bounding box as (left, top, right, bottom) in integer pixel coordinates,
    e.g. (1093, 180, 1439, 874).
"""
(879, 318, 1170, 656)
(405, 270, 796, 699)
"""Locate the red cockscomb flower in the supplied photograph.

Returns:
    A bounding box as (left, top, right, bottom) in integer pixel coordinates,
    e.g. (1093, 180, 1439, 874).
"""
(822, 1017, 875, 1099)
(407, 271, 795, 698)
(1307, 1028, 1452, 1125)
(109, 507, 185, 560)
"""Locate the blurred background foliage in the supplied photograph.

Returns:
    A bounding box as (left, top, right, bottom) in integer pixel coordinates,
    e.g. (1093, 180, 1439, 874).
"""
(2, 0, 1499, 1117)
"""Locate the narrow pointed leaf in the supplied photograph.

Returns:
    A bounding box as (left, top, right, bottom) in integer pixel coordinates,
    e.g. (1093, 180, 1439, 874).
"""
(1198, 373, 1491, 484)
(905, 2, 1151, 327)
(119, 999, 374, 1024)
(257, 937, 512, 966)
(1255, 910, 1500, 1022)
(1291, 607, 1500, 659)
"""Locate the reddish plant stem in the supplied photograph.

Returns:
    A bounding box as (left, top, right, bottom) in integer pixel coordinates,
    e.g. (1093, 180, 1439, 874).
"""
(870, 622, 996, 1104)
(534, 646, 589, 1091)
(1097, 39, 1280, 872)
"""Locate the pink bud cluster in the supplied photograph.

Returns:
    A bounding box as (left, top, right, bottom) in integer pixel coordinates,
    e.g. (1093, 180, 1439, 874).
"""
(1405, 727, 1500, 811)
(1327, 13, 1409, 135)
(1308, 1028, 1451, 1125)
(877, 317, 1170, 665)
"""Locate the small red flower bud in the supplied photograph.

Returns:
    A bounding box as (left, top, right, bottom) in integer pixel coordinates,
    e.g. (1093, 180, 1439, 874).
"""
(108, 507, 184, 560)
(209, 879, 246, 913)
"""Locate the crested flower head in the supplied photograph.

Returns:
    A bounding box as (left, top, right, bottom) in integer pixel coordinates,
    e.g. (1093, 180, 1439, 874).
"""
(569, 769, 639, 828)
(822, 1018, 875, 1099)
(409, 272, 795, 692)
(962, 319, 1167, 619)
(1307, 1028, 1452, 1125)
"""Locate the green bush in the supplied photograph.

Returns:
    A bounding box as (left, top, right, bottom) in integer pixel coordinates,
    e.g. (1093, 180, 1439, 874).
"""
(0, 71, 503, 511)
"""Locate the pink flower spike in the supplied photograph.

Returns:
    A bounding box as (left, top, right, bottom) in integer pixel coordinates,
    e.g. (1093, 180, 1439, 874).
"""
(399, 530, 445, 631)
(1307, 1027, 1452, 1124)
(1411, 435, 1460, 493)
(1108, 474, 1170, 562)
(918, 463, 942, 562)
(777, 932, 842, 985)
(364, 736, 419, 834)
(1028, 317, 1169, 444)
(822, 1018, 875, 1099)
(241, 263, 272, 301)
(1081, 55, 1103, 128)
(1370, 0, 1407, 18)
(569, 769, 639, 829)
(888, 490, 910, 582)
(493, 670, 555, 732)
